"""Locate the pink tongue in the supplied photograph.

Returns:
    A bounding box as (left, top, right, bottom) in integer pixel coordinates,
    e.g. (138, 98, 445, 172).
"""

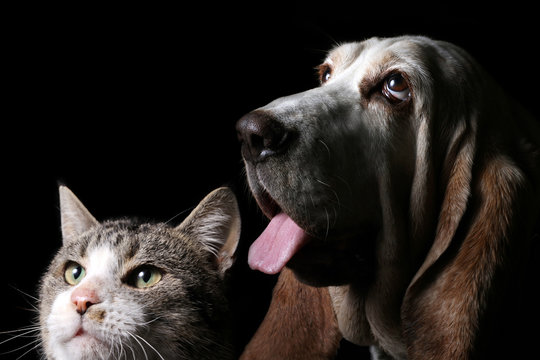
(248, 213, 310, 274)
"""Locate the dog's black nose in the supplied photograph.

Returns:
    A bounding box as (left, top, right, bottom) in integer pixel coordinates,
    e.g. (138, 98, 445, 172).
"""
(236, 110, 295, 163)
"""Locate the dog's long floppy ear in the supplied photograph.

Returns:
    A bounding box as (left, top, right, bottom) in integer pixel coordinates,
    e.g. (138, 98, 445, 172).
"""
(240, 268, 342, 360)
(401, 52, 540, 358)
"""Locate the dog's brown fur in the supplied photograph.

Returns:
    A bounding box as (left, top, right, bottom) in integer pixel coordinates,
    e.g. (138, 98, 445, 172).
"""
(240, 268, 341, 360)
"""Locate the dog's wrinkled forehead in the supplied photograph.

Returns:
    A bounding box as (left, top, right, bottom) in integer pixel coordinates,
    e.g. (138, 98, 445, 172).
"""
(323, 42, 367, 70)
(322, 37, 432, 85)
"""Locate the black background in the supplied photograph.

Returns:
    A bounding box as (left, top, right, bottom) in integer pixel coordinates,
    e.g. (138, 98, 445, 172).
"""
(2, 2, 538, 359)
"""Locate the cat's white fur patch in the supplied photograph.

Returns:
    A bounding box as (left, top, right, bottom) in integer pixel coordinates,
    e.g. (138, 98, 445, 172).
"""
(85, 245, 116, 281)
(47, 291, 80, 341)
(46, 245, 137, 360)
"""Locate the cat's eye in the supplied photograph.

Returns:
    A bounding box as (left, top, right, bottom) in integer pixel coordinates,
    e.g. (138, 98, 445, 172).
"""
(64, 262, 86, 286)
(126, 266, 163, 289)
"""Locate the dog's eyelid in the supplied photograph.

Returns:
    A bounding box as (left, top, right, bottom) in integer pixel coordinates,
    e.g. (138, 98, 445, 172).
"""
(316, 63, 333, 84)
(382, 72, 411, 103)
(359, 70, 412, 108)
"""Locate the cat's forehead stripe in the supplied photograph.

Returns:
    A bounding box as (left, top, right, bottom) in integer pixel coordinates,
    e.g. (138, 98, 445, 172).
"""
(83, 225, 140, 259)
(112, 233, 124, 247)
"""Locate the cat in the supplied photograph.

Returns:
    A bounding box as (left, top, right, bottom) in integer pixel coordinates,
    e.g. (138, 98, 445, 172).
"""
(38, 185, 241, 360)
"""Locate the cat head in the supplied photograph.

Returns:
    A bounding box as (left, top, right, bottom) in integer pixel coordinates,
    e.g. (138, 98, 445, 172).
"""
(39, 186, 241, 360)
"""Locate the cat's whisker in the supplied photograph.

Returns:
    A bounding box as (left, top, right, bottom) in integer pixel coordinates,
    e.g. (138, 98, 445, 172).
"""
(111, 334, 131, 360)
(123, 316, 162, 328)
(163, 206, 194, 226)
(9, 285, 40, 303)
(117, 337, 128, 360)
(9, 285, 41, 313)
(133, 333, 165, 360)
(127, 331, 149, 360)
(117, 341, 126, 360)
(141, 316, 162, 326)
(0, 327, 40, 346)
(117, 335, 136, 360)
(0, 322, 41, 359)
(14, 339, 42, 360)
(0, 335, 41, 357)
(0, 325, 40, 335)
(109, 337, 121, 360)
(105, 336, 117, 360)
(125, 340, 136, 360)
(111, 342, 118, 360)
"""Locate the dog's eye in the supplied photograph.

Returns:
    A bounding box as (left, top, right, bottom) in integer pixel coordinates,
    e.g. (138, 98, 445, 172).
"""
(317, 64, 333, 84)
(383, 73, 410, 102)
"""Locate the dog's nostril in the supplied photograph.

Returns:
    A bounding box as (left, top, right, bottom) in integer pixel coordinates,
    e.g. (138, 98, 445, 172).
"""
(236, 110, 295, 163)
(249, 133, 266, 156)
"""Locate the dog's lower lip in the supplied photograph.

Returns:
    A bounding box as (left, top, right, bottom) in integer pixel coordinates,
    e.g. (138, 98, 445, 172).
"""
(257, 189, 281, 219)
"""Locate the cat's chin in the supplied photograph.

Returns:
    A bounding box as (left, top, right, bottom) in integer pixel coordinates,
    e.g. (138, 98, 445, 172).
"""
(57, 329, 110, 359)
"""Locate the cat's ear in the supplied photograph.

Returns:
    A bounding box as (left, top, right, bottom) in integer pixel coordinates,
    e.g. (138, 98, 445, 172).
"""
(59, 186, 99, 245)
(176, 187, 241, 274)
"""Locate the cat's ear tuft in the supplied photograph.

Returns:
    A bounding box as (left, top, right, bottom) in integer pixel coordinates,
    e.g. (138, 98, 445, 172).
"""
(59, 186, 99, 245)
(176, 187, 241, 274)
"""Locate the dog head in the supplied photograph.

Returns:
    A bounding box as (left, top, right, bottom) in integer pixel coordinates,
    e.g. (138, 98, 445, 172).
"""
(237, 36, 478, 287)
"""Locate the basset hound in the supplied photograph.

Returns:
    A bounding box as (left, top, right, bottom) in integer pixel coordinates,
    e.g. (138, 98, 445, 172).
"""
(237, 36, 540, 359)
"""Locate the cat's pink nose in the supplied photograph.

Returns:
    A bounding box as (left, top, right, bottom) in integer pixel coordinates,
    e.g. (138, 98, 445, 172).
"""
(71, 286, 101, 315)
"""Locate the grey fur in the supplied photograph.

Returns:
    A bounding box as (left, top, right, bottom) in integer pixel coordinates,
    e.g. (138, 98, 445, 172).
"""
(39, 186, 240, 360)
